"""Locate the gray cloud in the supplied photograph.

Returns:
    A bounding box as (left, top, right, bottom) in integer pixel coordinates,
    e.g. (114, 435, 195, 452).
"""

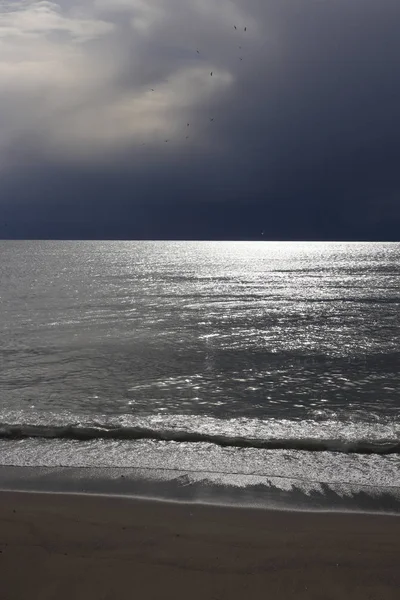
(0, 0, 249, 168)
(1, 0, 400, 238)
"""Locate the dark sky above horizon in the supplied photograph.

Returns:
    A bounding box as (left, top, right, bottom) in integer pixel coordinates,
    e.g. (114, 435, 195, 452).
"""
(1, 0, 400, 240)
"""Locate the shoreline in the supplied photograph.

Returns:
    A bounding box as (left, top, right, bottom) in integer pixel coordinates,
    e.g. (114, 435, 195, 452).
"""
(2, 486, 400, 518)
(1, 490, 399, 599)
(1, 464, 399, 516)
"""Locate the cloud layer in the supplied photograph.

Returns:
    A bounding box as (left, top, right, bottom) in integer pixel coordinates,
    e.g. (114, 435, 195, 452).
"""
(1, 1, 400, 238)
(0, 0, 249, 165)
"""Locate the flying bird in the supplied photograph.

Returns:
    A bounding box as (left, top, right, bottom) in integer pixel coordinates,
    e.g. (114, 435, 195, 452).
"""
(187, 123, 190, 126)
(234, 25, 237, 30)
(165, 139, 169, 142)
(150, 88, 154, 91)
(209, 118, 214, 122)
(210, 72, 213, 76)
(239, 57, 243, 61)
(244, 27, 247, 31)
(197, 50, 200, 54)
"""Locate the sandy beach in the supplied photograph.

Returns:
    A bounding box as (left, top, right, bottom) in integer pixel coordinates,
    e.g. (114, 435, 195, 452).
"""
(0, 491, 399, 599)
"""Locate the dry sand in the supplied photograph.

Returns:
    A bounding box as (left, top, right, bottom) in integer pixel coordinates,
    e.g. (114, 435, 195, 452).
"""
(0, 491, 399, 600)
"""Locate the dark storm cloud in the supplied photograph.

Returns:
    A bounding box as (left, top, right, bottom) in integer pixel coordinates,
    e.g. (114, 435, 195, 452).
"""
(1, 0, 400, 239)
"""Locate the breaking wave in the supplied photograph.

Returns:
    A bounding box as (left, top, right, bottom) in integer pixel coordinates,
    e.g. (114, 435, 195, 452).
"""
(0, 423, 399, 455)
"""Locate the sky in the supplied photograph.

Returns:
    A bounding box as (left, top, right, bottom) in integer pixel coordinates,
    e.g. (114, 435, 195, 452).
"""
(1, 0, 399, 240)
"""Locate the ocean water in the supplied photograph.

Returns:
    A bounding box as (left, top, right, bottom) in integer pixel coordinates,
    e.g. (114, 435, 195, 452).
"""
(0, 241, 399, 511)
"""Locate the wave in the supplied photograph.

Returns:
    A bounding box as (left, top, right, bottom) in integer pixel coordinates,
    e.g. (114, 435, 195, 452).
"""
(0, 423, 399, 455)
(308, 297, 400, 304)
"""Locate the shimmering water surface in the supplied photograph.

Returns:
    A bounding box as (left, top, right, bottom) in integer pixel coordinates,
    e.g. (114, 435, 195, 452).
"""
(0, 241, 399, 508)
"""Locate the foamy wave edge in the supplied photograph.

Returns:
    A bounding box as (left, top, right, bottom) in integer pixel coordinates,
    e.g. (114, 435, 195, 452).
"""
(0, 423, 399, 455)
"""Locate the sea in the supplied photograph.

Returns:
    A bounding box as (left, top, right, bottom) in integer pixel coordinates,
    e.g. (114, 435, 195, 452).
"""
(0, 241, 399, 512)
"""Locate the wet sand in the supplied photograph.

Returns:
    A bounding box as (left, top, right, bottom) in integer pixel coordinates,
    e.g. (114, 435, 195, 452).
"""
(0, 491, 399, 599)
